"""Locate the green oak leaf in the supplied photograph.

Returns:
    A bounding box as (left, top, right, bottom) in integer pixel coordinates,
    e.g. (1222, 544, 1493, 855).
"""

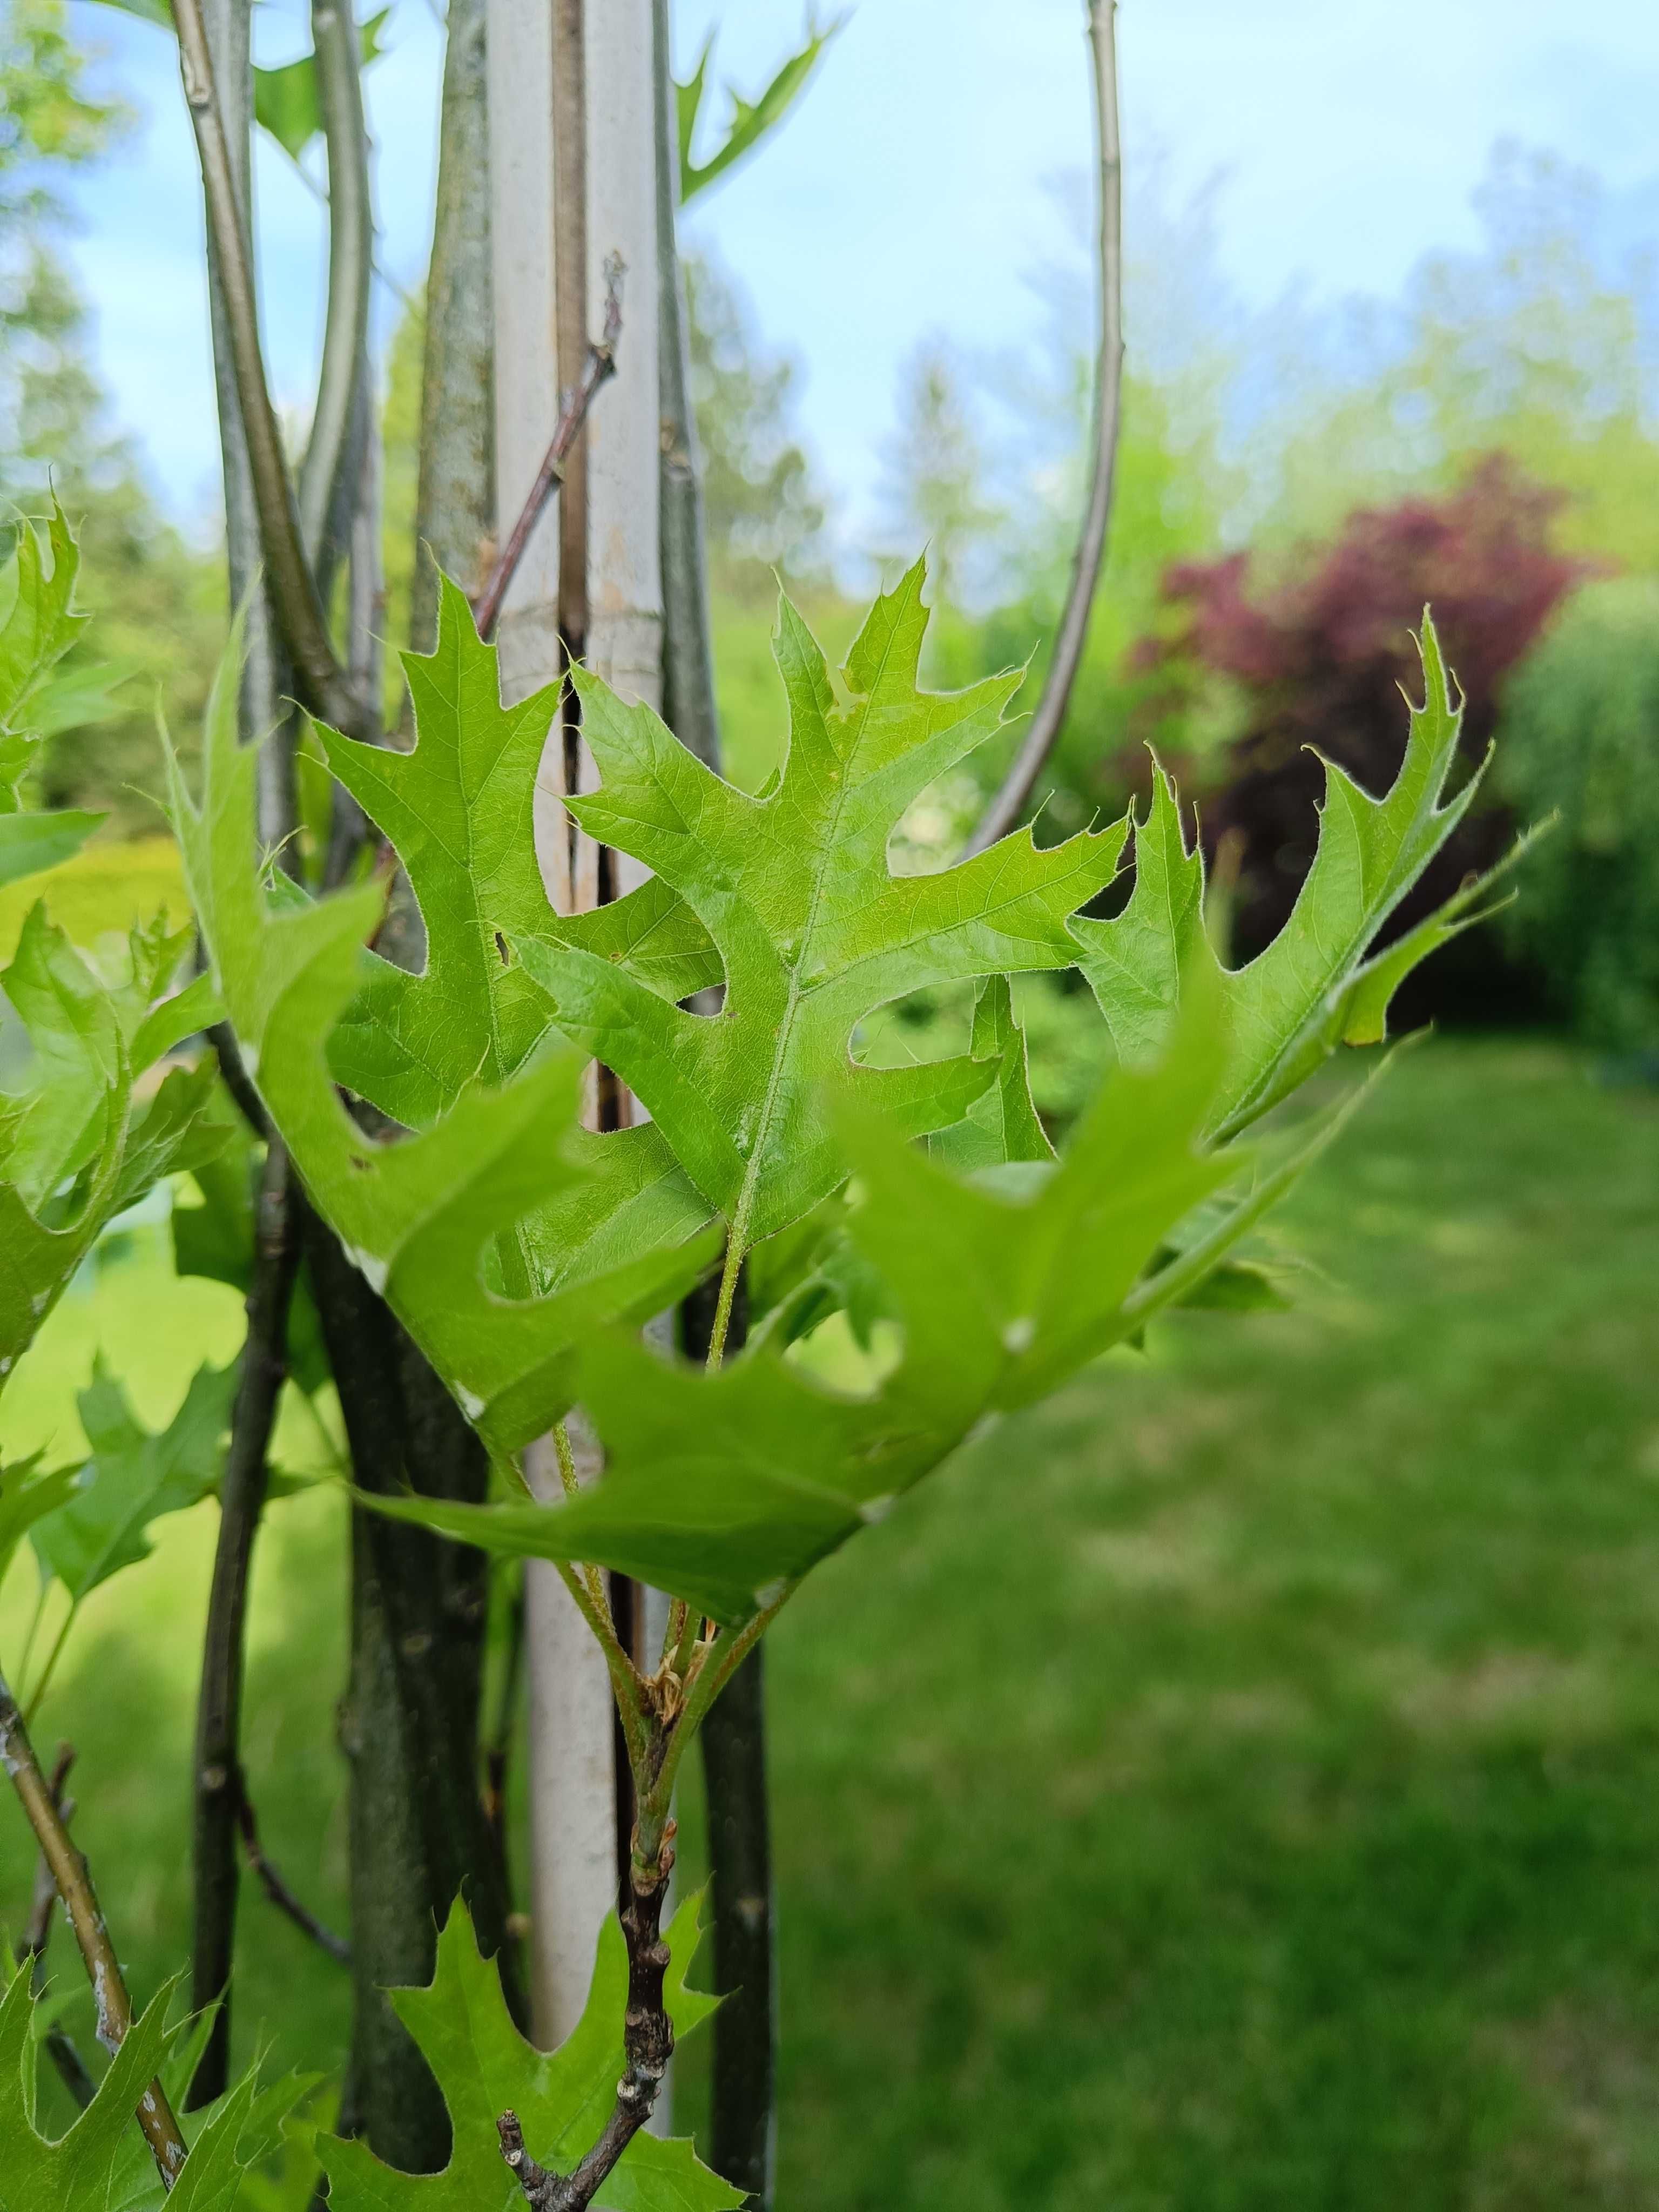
(319, 1895, 738, 2212)
(0, 1454, 77, 1591)
(105, 2008, 318, 2212)
(677, 15, 845, 204)
(319, 574, 564, 1130)
(515, 559, 1125, 1265)
(0, 1966, 175, 2211)
(1073, 613, 1523, 1141)
(254, 9, 390, 165)
(1, 501, 87, 750)
(366, 974, 1367, 1623)
(927, 974, 1052, 1171)
(0, 1963, 309, 2212)
(170, 620, 718, 1458)
(0, 503, 104, 891)
(1, 914, 226, 1399)
(316, 577, 712, 1296)
(747, 975, 1050, 1348)
(31, 1358, 236, 1607)
(0, 907, 214, 1212)
(0, 808, 104, 895)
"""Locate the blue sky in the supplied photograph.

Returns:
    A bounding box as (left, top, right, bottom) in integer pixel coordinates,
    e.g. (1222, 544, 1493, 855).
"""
(54, 0, 1659, 539)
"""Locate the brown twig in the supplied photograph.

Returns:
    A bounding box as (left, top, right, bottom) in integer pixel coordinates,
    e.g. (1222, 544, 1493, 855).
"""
(22, 1744, 75, 1964)
(498, 1820, 677, 2210)
(968, 0, 1123, 853)
(170, 0, 375, 740)
(234, 1788, 351, 1967)
(21, 1746, 97, 2112)
(471, 260, 624, 643)
(1, 1669, 188, 2187)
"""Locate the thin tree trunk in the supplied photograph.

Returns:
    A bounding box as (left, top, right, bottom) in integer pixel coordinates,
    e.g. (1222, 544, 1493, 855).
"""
(650, 11, 777, 2189)
(188, 1144, 301, 2108)
(413, 0, 494, 651)
(652, 0, 718, 773)
(702, 1649, 774, 2206)
(188, 0, 305, 2112)
(198, 0, 295, 833)
(680, 1269, 774, 2208)
(309, 1223, 523, 2167)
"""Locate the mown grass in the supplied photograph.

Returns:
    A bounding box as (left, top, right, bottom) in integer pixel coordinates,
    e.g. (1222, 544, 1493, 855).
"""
(4, 1036, 1659, 2207)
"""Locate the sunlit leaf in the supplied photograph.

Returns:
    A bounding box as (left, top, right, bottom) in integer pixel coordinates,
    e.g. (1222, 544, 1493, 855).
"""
(1073, 615, 1520, 1138)
(170, 613, 718, 1459)
(368, 975, 1368, 1623)
(515, 559, 1124, 1259)
(0, 502, 104, 893)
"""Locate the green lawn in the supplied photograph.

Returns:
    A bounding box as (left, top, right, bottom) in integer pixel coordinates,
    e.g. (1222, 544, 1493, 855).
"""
(5, 1036, 1659, 2207)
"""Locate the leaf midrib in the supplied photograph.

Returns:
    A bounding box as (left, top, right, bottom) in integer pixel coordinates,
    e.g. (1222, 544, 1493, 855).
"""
(724, 625, 910, 1252)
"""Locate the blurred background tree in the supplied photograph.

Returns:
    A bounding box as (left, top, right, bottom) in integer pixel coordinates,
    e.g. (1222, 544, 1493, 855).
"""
(1495, 576, 1659, 1060)
(1, 0, 221, 836)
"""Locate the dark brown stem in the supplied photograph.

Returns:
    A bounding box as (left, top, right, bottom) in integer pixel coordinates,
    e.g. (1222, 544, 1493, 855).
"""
(498, 1823, 678, 2210)
(234, 1786, 350, 1966)
(682, 1271, 777, 2207)
(703, 1649, 775, 2207)
(171, 0, 374, 739)
(189, 1139, 303, 2108)
(968, 0, 1122, 853)
(0, 1669, 188, 2187)
(306, 1215, 527, 2166)
(208, 1020, 273, 1142)
(483, 1567, 527, 1844)
(471, 265, 623, 643)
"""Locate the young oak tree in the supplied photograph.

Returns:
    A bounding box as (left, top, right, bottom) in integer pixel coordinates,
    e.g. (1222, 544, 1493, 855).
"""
(163, 549, 1507, 2206)
(0, 7, 1532, 2209)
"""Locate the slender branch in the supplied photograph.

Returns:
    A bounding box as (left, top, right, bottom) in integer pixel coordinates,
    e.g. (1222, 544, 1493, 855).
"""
(171, 0, 374, 739)
(412, 0, 494, 650)
(286, 154, 419, 311)
(22, 1748, 98, 2113)
(209, 1020, 273, 1141)
(325, 380, 385, 888)
(498, 1819, 678, 2210)
(22, 1606, 74, 1723)
(967, 0, 1123, 854)
(483, 1565, 527, 1841)
(299, 0, 375, 598)
(704, 1235, 745, 1373)
(23, 1746, 76, 1961)
(498, 1574, 787, 2208)
(0, 1668, 188, 2188)
(471, 262, 624, 643)
(653, 0, 721, 770)
(190, 1139, 303, 2108)
(234, 1786, 351, 1966)
(702, 1648, 774, 2205)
